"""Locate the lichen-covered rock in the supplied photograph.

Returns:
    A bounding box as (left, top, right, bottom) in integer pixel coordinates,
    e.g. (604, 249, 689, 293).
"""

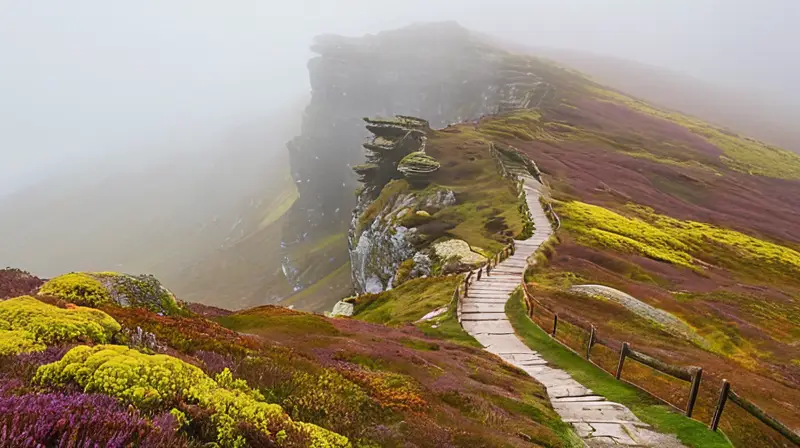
(398, 152, 441, 186)
(330, 300, 355, 317)
(411, 252, 433, 278)
(422, 189, 456, 211)
(432, 239, 487, 273)
(39, 272, 186, 316)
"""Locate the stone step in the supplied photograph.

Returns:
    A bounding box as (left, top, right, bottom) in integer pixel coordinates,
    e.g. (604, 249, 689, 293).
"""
(460, 312, 508, 321)
(463, 297, 509, 303)
(553, 396, 607, 403)
(462, 303, 505, 313)
(461, 320, 515, 335)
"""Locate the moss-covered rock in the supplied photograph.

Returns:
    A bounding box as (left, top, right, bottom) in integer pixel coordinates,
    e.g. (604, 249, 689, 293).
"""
(35, 344, 350, 448)
(40, 272, 186, 316)
(0, 296, 120, 355)
(432, 239, 487, 273)
(397, 151, 441, 186)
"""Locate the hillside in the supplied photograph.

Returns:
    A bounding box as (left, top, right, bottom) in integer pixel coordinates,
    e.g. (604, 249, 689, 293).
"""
(0, 268, 581, 447)
(527, 48, 800, 154)
(1, 21, 799, 448)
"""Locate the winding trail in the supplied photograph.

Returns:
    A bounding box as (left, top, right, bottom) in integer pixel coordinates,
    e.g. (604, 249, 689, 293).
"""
(460, 174, 687, 447)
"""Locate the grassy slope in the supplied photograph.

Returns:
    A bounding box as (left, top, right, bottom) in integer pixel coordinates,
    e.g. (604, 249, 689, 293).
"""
(468, 52, 800, 447)
(506, 290, 732, 448)
(217, 304, 583, 447)
(352, 276, 460, 326)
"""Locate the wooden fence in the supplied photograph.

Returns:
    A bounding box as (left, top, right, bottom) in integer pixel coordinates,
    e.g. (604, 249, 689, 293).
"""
(523, 204, 800, 446)
(457, 239, 516, 323)
(522, 280, 800, 445)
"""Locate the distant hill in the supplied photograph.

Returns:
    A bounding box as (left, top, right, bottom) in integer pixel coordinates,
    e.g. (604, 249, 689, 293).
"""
(522, 47, 800, 154)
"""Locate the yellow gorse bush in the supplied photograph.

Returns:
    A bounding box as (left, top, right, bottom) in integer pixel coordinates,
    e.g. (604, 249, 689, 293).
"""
(39, 273, 111, 307)
(34, 345, 350, 448)
(0, 296, 120, 355)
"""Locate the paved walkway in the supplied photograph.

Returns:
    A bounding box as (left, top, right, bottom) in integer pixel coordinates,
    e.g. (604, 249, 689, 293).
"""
(460, 175, 686, 447)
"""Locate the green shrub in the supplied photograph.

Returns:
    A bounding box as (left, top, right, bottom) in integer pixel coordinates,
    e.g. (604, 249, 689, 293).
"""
(39, 273, 111, 307)
(34, 345, 349, 448)
(0, 296, 120, 355)
(392, 259, 415, 287)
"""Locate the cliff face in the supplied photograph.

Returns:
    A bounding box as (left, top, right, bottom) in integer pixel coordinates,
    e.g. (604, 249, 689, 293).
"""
(282, 22, 547, 297)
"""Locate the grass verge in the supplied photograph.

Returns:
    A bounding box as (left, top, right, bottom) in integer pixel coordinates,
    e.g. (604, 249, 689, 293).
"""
(506, 289, 732, 448)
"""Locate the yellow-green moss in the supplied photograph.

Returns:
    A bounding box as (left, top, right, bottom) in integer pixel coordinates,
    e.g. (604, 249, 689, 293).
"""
(0, 296, 120, 355)
(39, 273, 111, 307)
(353, 276, 459, 326)
(34, 345, 349, 448)
(559, 201, 800, 280)
(41, 271, 186, 316)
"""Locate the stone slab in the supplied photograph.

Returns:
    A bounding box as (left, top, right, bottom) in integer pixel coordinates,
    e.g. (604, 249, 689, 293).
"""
(460, 312, 508, 321)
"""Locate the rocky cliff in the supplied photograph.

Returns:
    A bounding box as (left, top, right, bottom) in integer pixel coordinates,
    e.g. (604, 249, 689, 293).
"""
(282, 22, 550, 299)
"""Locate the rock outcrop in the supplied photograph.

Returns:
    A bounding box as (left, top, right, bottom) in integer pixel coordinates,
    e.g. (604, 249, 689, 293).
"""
(348, 116, 462, 294)
(281, 22, 548, 298)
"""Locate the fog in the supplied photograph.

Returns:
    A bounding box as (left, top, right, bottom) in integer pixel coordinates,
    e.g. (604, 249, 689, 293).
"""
(1, 0, 797, 285)
(2, 0, 798, 195)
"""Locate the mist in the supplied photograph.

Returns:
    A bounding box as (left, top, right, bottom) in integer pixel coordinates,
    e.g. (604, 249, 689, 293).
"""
(2, 0, 798, 194)
(1, 0, 797, 284)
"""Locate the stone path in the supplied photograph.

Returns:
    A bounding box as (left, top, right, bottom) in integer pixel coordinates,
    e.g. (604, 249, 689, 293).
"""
(460, 175, 687, 447)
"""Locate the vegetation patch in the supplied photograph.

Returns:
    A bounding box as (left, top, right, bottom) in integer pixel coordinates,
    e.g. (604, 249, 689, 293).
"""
(0, 296, 120, 355)
(35, 344, 348, 447)
(590, 87, 800, 180)
(39, 272, 186, 316)
(39, 273, 111, 307)
(352, 276, 459, 326)
(558, 200, 800, 282)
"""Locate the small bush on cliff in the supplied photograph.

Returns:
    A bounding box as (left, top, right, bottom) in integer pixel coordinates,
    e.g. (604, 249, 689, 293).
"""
(39, 273, 111, 307)
(0, 296, 120, 355)
(34, 345, 349, 448)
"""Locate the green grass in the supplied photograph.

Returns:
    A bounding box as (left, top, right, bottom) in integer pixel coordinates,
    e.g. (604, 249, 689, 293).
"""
(416, 301, 482, 348)
(505, 290, 732, 448)
(217, 307, 341, 338)
(352, 276, 459, 326)
(258, 175, 299, 230)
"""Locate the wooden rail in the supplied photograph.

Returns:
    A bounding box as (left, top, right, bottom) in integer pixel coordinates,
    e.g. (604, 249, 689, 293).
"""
(709, 379, 800, 445)
(523, 269, 800, 441)
(456, 239, 516, 323)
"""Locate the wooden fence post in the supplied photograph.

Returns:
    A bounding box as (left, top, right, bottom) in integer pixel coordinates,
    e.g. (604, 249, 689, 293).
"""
(463, 277, 469, 298)
(686, 368, 703, 417)
(615, 342, 629, 380)
(586, 325, 596, 360)
(551, 314, 558, 337)
(477, 268, 482, 281)
(710, 379, 730, 431)
(486, 263, 491, 277)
